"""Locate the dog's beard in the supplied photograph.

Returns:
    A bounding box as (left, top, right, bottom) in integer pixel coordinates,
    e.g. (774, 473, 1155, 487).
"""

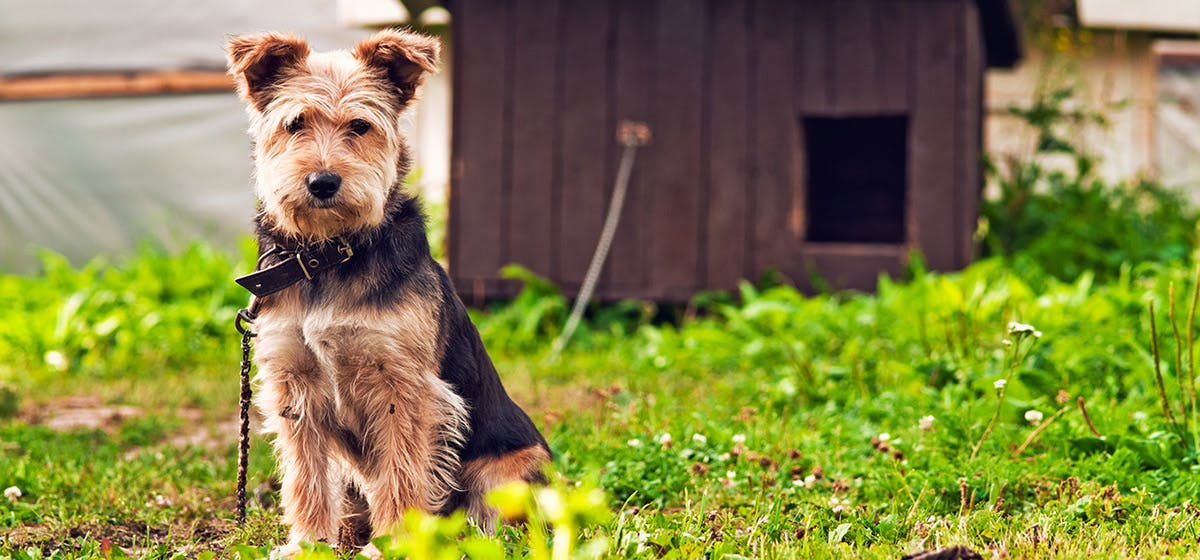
(261, 185, 387, 242)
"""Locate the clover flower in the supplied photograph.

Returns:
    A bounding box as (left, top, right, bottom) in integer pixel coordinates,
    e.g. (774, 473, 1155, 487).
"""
(828, 495, 850, 514)
(994, 379, 1007, 390)
(1024, 410, 1044, 425)
(919, 416, 935, 432)
(44, 351, 68, 372)
(4, 486, 21, 502)
(1007, 321, 1042, 338)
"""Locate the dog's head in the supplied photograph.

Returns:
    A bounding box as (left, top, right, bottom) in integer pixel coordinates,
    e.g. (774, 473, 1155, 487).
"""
(226, 29, 439, 241)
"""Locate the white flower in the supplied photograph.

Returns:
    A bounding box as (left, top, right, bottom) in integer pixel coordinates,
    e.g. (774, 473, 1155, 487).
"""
(1133, 411, 1148, 422)
(154, 494, 172, 507)
(1007, 321, 1042, 338)
(626, 438, 642, 448)
(732, 433, 746, 444)
(657, 432, 672, 446)
(1007, 321, 1033, 334)
(725, 470, 737, 480)
(804, 474, 817, 488)
(692, 434, 708, 445)
(994, 379, 1008, 390)
(1002, 339, 1012, 346)
(716, 453, 731, 461)
(44, 351, 68, 372)
(4, 486, 21, 502)
(828, 496, 850, 514)
(919, 416, 935, 432)
(877, 432, 891, 443)
(1024, 410, 1044, 425)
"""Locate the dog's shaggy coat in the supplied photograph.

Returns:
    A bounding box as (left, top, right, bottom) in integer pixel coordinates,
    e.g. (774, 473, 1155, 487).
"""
(225, 29, 549, 553)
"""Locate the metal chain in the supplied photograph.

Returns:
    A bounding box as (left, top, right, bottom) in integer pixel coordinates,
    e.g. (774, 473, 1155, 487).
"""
(234, 302, 259, 525)
(548, 121, 651, 361)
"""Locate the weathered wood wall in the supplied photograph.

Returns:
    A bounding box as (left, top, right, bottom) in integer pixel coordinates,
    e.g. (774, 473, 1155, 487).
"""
(449, 0, 987, 301)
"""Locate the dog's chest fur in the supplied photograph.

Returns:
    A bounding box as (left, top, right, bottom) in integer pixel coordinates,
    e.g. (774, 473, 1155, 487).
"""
(254, 262, 469, 510)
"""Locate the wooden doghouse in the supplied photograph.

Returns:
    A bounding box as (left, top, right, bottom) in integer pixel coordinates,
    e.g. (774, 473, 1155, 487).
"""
(447, 0, 1021, 300)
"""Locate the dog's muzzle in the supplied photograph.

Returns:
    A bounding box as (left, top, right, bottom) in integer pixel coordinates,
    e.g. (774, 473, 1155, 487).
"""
(306, 171, 342, 201)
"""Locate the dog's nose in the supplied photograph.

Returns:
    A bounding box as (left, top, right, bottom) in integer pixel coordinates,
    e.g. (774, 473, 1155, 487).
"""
(306, 171, 342, 200)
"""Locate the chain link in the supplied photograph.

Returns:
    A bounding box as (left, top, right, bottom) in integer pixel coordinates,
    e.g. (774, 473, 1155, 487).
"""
(235, 303, 258, 525)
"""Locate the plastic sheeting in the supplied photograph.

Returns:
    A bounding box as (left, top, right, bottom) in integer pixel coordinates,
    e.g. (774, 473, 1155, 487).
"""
(0, 0, 374, 272)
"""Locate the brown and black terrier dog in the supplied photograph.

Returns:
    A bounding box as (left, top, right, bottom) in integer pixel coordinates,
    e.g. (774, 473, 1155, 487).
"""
(225, 29, 549, 556)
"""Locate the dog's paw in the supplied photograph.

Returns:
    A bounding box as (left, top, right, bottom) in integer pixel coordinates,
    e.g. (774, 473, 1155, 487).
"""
(358, 542, 383, 560)
(268, 542, 303, 560)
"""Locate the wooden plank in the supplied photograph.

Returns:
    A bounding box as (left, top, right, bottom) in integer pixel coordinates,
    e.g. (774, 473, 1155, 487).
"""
(958, 0, 984, 268)
(450, 0, 511, 288)
(751, 0, 800, 281)
(556, 0, 612, 294)
(507, 0, 560, 279)
(0, 70, 232, 100)
(909, 0, 961, 271)
(801, 245, 907, 292)
(705, 0, 751, 290)
(796, 0, 831, 114)
(651, 0, 706, 297)
(829, 0, 876, 113)
(603, 0, 654, 295)
(874, 0, 912, 113)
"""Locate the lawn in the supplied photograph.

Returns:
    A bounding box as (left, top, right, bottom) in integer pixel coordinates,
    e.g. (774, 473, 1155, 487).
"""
(3, 118, 1200, 558)
(2, 232, 1200, 559)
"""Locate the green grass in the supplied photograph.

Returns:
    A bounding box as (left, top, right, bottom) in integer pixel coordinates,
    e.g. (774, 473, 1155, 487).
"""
(3, 242, 1200, 559)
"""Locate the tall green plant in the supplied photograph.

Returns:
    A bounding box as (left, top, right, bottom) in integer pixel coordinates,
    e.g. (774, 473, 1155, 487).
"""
(980, 88, 1198, 282)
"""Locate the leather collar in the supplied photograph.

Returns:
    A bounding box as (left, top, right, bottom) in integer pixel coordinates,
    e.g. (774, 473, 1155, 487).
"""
(235, 238, 355, 298)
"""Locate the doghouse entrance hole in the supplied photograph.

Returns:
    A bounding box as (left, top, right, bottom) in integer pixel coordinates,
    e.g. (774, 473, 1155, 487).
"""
(803, 115, 908, 244)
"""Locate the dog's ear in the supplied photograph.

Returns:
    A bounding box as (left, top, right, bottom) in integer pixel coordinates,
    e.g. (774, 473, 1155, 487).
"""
(226, 33, 311, 111)
(354, 29, 440, 105)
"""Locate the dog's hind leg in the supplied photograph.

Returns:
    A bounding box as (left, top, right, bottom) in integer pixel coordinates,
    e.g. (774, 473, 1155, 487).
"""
(458, 445, 551, 533)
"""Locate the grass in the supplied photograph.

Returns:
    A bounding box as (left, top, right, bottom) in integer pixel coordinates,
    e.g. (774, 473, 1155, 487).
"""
(3, 241, 1200, 558)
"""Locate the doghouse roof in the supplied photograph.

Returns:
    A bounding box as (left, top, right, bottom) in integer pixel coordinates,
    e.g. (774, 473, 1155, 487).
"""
(439, 0, 1024, 68)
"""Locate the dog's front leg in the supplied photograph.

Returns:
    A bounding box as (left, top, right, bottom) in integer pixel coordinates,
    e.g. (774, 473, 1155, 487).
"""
(256, 331, 342, 550)
(344, 363, 468, 537)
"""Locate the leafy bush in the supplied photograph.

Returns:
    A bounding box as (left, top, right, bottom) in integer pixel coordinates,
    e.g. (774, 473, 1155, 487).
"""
(979, 88, 1199, 282)
(0, 241, 251, 386)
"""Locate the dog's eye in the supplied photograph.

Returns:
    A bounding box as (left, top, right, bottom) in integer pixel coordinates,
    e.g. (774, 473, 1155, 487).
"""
(285, 116, 305, 134)
(348, 119, 372, 137)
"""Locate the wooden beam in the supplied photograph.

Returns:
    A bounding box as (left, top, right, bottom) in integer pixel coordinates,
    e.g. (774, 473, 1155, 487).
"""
(0, 70, 233, 101)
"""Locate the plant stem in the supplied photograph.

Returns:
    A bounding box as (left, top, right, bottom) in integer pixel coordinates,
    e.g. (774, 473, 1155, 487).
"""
(1078, 396, 1102, 437)
(1148, 301, 1182, 437)
(971, 383, 1006, 462)
(970, 333, 1031, 462)
(1012, 405, 1070, 457)
(1169, 284, 1190, 431)
(1188, 265, 1200, 446)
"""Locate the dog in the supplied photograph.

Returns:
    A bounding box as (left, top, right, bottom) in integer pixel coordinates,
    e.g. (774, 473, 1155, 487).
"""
(225, 29, 550, 555)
